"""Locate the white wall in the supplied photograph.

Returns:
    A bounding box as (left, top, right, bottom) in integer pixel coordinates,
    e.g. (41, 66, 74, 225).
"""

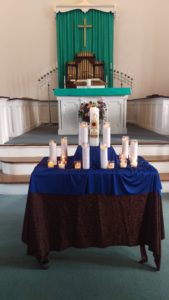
(0, 0, 169, 100)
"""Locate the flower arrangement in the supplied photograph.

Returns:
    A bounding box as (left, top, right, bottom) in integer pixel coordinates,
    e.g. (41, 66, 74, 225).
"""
(78, 100, 107, 123)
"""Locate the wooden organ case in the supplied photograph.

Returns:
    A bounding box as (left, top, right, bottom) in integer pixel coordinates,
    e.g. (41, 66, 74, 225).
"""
(66, 51, 105, 88)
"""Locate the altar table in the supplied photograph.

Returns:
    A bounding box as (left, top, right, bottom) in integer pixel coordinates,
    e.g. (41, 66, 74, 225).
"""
(22, 146, 164, 270)
(54, 87, 131, 135)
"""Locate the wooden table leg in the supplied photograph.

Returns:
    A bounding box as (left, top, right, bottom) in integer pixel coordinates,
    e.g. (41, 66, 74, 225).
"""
(154, 254, 161, 271)
(39, 257, 49, 270)
(139, 245, 148, 264)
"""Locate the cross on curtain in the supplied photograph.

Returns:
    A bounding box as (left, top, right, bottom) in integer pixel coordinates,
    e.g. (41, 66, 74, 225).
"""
(56, 9, 114, 88)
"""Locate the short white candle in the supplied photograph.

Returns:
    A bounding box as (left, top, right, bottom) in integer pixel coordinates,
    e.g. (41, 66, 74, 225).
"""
(48, 160, 54, 168)
(74, 160, 81, 169)
(60, 155, 67, 164)
(78, 122, 88, 145)
(130, 159, 138, 168)
(100, 143, 108, 169)
(103, 122, 111, 147)
(49, 140, 57, 165)
(87, 79, 91, 87)
(122, 136, 129, 159)
(107, 160, 115, 169)
(120, 160, 127, 168)
(58, 160, 65, 169)
(82, 143, 90, 169)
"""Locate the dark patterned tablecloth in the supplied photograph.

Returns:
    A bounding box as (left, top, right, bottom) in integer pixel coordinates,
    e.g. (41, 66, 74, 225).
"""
(22, 192, 164, 269)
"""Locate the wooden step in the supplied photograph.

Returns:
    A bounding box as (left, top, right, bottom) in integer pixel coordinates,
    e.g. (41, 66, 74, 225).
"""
(160, 173, 169, 181)
(1, 155, 169, 164)
(0, 157, 42, 163)
(143, 155, 169, 162)
(0, 171, 30, 184)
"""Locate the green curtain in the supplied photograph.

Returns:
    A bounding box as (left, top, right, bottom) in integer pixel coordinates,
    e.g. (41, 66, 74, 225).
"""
(56, 9, 114, 88)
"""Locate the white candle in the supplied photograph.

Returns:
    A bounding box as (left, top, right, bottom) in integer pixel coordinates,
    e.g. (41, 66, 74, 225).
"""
(122, 136, 129, 159)
(90, 107, 99, 137)
(48, 160, 54, 168)
(61, 137, 68, 158)
(58, 160, 65, 169)
(103, 122, 111, 147)
(89, 136, 99, 147)
(87, 79, 91, 87)
(78, 122, 88, 145)
(120, 160, 127, 168)
(130, 139, 138, 161)
(130, 159, 138, 168)
(107, 160, 115, 169)
(74, 160, 81, 169)
(49, 140, 57, 165)
(100, 143, 108, 169)
(82, 143, 90, 169)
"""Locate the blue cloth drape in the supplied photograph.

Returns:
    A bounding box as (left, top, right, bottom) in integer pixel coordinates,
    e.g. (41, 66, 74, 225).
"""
(29, 146, 162, 196)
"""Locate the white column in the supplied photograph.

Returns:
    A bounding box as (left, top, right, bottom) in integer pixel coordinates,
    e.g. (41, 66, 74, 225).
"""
(0, 98, 10, 144)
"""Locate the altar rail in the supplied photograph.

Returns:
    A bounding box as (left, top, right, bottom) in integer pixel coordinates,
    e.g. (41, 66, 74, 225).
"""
(0, 97, 58, 144)
(127, 96, 169, 135)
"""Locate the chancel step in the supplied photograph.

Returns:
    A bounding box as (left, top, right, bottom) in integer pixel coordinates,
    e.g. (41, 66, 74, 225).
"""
(0, 157, 42, 175)
(143, 155, 169, 162)
(1, 155, 169, 175)
(0, 171, 30, 183)
(0, 144, 169, 157)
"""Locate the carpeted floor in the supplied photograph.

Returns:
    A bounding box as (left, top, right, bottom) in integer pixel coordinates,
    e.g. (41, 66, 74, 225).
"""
(5, 123, 169, 145)
(0, 193, 169, 300)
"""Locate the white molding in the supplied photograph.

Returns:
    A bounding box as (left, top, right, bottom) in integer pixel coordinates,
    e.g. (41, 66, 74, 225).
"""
(127, 97, 169, 135)
(55, 0, 116, 13)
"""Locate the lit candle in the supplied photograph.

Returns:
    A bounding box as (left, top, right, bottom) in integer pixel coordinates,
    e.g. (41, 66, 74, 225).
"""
(107, 160, 115, 169)
(74, 160, 81, 169)
(58, 160, 65, 169)
(100, 143, 108, 169)
(90, 107, 99, 137)
(119, 153, 126, 160)
(82, 143, 90, 169)
(122, 136, 129, 159)
(48, 160, 54, 168)
(120, 160, 127, 168)
(78, 122, 88, 145)
(103, 122, 111, 147)
(130, 159, 138, 168)
(60, 155, 67, 165)
(49, 140, 57, 165)
(61, 137, 68, 159)
(130, 139, 138, 161)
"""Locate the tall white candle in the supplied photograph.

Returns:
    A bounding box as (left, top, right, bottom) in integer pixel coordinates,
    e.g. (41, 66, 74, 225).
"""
(103, 122, 111, 147)
(122, 136, 129, 159)
(100, 143, 108, 169)
(78, 122, 88, 145)
(49, 140, 57, 165)
(130, 139, 138, 161)
(82, 143, 90, 169)
(89, 136, 99, 147)
(61, 137, 68, 158)
(90, 107, 99, 137)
